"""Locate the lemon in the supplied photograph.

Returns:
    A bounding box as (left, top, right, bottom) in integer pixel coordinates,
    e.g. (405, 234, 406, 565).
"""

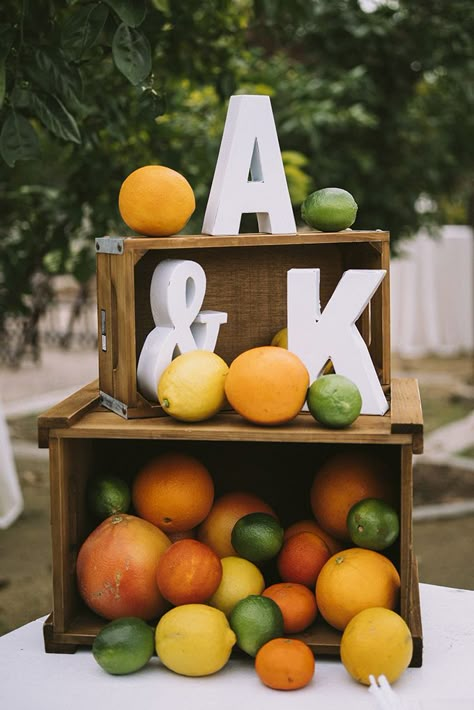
(301, 187, 358, 231)
(158, 350, 229, 422)
(231, 512, 284, 563)
(87, 474, 131, 521)
(155, 604, 236, 676)
(270, 328, 288, 348)
(92, 617, 154, 675)
(340, 607, 413, 685)
(270, 328, 334, 374)
(208, 556, 265, 618)
(347, 498, 400, 551)
(230, 595, 284, 657)
(307, 374, 362, 428)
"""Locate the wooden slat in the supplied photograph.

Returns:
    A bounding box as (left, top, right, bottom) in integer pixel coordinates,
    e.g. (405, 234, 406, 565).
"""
(399, 445, 413, 622)
(110, 250, 138, 406)
(37, 380, 100, 448)
(121, 230, 390, 252)
(390, 378, 424, 454)
(96, 253, 114, 396)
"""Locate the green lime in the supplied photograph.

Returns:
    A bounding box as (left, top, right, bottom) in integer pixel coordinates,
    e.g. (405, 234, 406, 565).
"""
(231, 512, 284, 563)
(301, 187, 358, 231)
(92, 617, 155, 675)
(307, 374, 362, 428)
(229, 595, 284, 657)
(347, 498, 400, 551)
(87, 474, 131, 520)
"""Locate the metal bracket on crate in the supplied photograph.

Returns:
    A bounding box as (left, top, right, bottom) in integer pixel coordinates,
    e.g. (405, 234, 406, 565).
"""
(99, 391, 128, 418)
(95, 237, 125, 254)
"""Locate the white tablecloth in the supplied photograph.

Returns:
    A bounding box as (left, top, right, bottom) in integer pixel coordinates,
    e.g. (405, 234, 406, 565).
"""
(1, 584, 473, 710)
(391, 225, 474, 357)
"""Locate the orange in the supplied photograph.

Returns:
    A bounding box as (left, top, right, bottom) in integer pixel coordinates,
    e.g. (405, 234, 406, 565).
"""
(263, 582, 318, 634)
(156, 539, 222, 605)
(167, 529, 197, 543)
(315, 547, 401, 631)
(255, 638, 315, 691)
(132, 451, 214, 533)
(118, 165, 195, 237)
(224, 346, 309, 425)
(284, 519, 343, 556)
(310, 450, 396, 541)
(76, 514, 171, 620)
(277, 531, 331, 588)
(197, 491, 277, 558)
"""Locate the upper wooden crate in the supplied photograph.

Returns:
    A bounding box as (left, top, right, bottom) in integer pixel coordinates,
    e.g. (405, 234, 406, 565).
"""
(96, 230, 391, 418)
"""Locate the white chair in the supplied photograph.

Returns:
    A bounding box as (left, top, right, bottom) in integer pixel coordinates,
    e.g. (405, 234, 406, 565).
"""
(0, 398, 23, 529)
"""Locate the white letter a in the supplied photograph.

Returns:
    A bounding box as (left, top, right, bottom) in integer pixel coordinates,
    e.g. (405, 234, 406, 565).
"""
(202, 95, 296, 235)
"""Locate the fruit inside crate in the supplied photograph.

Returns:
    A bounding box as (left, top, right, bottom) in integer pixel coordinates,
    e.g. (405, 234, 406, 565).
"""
(42, 397, 422, 666)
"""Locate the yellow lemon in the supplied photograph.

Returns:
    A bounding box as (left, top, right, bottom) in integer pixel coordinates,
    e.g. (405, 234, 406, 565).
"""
(158, 350, 229, 422)
(208, 556, 265, 618)
(270, 328, 334, 374)
(340, 607, 413, 685)
(155, 604, 236, 676)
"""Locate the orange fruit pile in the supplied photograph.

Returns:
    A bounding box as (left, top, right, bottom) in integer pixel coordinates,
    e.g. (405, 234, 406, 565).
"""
(77, 444, 405, 686)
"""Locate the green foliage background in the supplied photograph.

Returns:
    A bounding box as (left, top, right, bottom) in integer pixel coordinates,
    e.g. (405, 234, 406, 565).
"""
(0, 0, 473, 328)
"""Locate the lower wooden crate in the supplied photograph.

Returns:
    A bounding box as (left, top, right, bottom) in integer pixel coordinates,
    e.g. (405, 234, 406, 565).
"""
(40, 378, 423, 665)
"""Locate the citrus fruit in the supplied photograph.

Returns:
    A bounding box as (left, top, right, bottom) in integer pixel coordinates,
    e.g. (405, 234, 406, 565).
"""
(92, 617, 155, 675)
(132, 451, 214, 533)
(270, 327, 288, 348)
(347, 498, 400, 551)
(263, 582, 318, 634)
(255, 638, 315, 690)
(284, 519, 343, 556)
(301, 187, 358, 232)
(340, 607, 413, 685)
(270, 328, 334, 374)
(167, 528, 197, 543)
(231, 512, 284, 563)
(307, 374, 362, 429)
(86, 474, 131, 521)
(156, 539, 222, 605)
(207, 556, 265, 617)
(277, 531, 331, 588)
(315, 548, 401, 631)
(224, 346, 309, 425)
(158, 350, 229, 422)
(198, 491, 277, 558)
(76, 514, 171, 620)
(310, 450, 396, 541)
(155, 603, 236, 676)
(118, 165, 195, 237)
(229, 594, 284, 657)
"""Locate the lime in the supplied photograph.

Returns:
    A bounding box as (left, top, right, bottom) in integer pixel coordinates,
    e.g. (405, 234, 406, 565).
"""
(87, 474, 131, 520)
(155, 604, 236, 676)
(307, 374, 362, 428)
(158, 350, 229, 422)
(92, 617, 154, 675)
(230, 595, 284, 657)
(347, 498, 400, 551)
(208, 556, 265, 618)
(231, 512, 284, 563)
(340, 608, 413, 685)
(301, 187, 358, 231)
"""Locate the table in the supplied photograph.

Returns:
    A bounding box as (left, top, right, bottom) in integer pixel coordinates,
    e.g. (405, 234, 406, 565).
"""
(390, 225, 474, 357)
(1, 584, 473, 710)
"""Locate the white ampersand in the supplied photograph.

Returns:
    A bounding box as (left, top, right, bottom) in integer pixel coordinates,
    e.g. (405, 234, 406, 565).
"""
(137, 259, 228, 402)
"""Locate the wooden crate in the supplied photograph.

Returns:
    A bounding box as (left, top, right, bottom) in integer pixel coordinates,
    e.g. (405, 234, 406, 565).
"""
(96, 231, 391, 418)
(39, 378, 423, 665)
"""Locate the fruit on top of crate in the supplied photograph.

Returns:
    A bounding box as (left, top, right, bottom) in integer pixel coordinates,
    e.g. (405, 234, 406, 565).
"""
(118, 165, 195, 237)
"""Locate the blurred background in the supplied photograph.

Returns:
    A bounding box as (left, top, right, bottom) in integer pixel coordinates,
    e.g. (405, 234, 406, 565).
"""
(0, 0, 473, 635)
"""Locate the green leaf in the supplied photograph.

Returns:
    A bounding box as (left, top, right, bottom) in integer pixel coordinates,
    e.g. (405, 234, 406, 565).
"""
(151, 0, 170, 15)
(29, 92, 81, 144)
(112, 24, 151, 85)
(0, 111, 40, 167)
(61, 3, 109, 61)
(10, 85, 31, 109)
(104, 0, 147, 27)
(26, 49, 83, 111)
